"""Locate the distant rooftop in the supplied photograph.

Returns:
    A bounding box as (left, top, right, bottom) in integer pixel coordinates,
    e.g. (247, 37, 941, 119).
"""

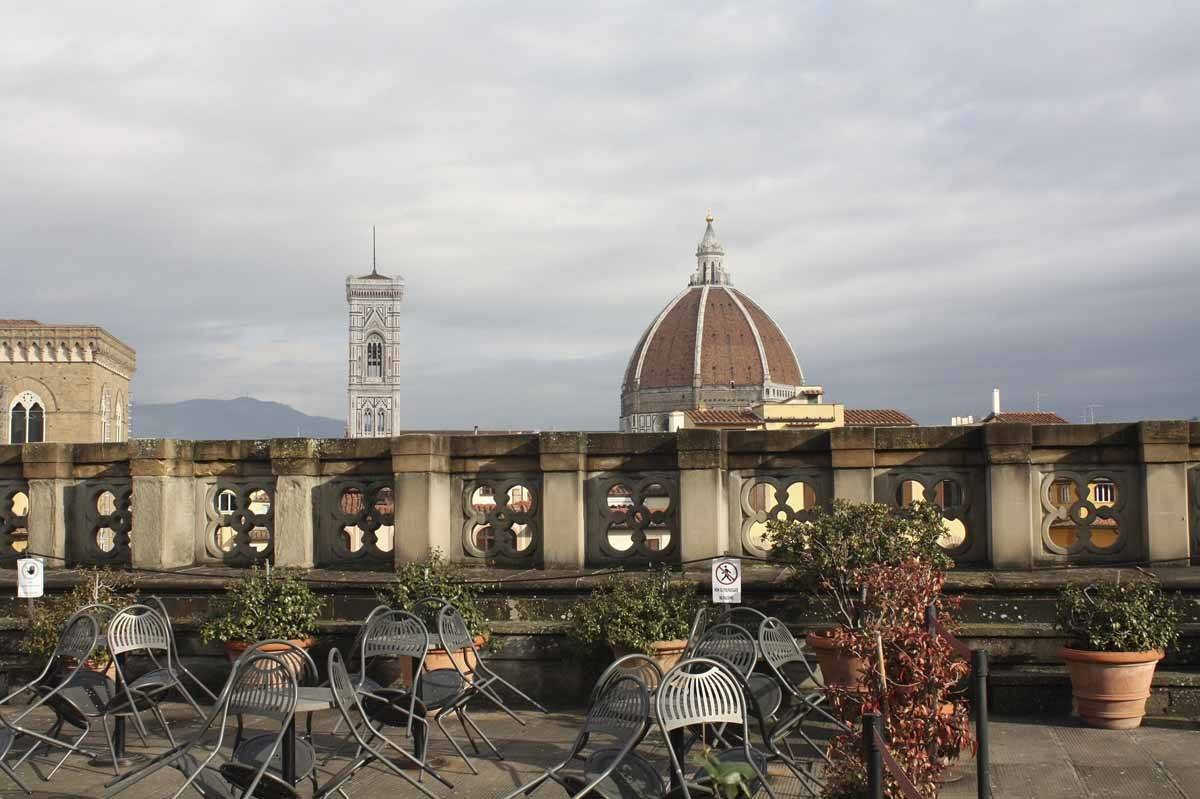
(0, 319, 42, 326)
(984, 411, 1070, 425)
(845, 409, 917, 427)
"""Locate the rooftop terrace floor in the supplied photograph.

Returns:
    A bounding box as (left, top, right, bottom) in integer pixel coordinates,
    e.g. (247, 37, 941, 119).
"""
(2, 702, 1198, 798)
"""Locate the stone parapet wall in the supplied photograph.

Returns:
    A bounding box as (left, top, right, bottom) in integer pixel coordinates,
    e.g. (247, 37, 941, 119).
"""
(0, 422, 1194, 572)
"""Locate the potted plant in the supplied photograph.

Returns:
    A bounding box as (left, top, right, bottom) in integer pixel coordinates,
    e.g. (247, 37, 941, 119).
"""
(1057, 577, 1178, 729)
(567, 569, 703, 671)
(200, 567, 322, 663)
(767, 500, 951, 689)
(377, 550, 491, 675)
(821, 560, 974, 797)
(25, 568, 137, 676)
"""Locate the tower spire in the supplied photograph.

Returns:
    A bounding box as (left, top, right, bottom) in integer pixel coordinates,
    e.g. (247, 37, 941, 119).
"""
(371, 226, 378, 276)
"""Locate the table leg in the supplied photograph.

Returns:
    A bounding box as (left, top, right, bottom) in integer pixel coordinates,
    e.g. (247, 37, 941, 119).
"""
(283, 715, 297, 785)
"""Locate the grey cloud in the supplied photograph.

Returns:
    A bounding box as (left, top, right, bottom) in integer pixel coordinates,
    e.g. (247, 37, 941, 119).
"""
(2, 1, 1198, 428)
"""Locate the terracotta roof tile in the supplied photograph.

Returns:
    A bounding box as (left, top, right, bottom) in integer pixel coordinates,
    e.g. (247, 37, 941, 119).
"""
(986, 412, 1070, 425)
(845, 409, 917, 426)
(687, 409, 762, 425)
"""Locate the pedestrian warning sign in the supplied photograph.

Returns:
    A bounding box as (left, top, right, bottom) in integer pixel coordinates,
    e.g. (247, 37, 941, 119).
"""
(711, 557, 741, 604)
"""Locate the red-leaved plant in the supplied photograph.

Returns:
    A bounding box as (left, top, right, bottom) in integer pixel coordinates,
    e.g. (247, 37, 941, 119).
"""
(821, 561, 975, 799)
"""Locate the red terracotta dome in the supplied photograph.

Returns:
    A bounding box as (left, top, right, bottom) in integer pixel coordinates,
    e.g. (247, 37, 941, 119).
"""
(619, 214, 807, 431)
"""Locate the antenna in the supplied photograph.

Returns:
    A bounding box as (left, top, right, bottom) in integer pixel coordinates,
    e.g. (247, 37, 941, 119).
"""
(371, 226, 378, 275)
(1085, 404, 1103, 424)
(1035, 391, 1041, 412)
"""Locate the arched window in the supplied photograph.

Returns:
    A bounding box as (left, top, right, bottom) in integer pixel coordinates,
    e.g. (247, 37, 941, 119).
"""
(9, 391, 45, 444)
(114, 394, 125, 441)
(363, 408, 374, 436)
(100, 388, 112, 443)
(366, 337, 384, 379)
(377, 408, 387, 436)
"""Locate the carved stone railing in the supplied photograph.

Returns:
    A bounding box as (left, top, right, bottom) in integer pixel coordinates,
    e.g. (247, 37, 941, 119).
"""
(0, 420, 1193, 571)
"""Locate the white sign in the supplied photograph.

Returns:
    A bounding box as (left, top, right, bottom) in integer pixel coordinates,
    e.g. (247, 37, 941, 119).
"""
(711, 557, 741, 604)
(17, 558, 43, 599)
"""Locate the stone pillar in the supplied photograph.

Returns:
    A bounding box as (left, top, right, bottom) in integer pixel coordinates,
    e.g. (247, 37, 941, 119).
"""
(539, 432, 587, 569)
(130, 439, 195, 570)
(984, 423, 1035, 570)
(393, 435, 451, 565)
(23, 443, 72, 568)
(1138, 421, 1190, 564)
(678, 429, 728, 562)
(271, 439, 320, 568)
(831, 427, 875, 503)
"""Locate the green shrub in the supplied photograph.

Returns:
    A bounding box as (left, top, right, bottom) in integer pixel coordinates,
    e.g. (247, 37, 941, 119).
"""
(567, 569, 703, 655)
(200, 567, 322, 644)
(767, 499, 952, 630)
(376, 550, 491, 639)
(1057, 577, 1179, 653)
(25, 568, 137, 662)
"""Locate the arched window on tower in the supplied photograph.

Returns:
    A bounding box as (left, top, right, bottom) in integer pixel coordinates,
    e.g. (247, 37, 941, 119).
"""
(363, 408, 374, 436)
(377, 408, 387, 436)
(100, 388, 112, 443)
(115, 394, 125, 441)
(366, 336, 384, 379)
(9, 392, 45, 444)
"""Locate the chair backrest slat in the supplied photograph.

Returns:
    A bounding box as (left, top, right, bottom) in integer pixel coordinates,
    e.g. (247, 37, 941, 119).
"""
(692, 623, 757, 678)
(107, 604, 171, 655)
(436, 604, 475, 655)
(54, 612, 101, 662)
(584, 674, 650, 739)
(362, 611, 429, 662)
(655, 657, 746, 733)
(227, 654, 298, 720)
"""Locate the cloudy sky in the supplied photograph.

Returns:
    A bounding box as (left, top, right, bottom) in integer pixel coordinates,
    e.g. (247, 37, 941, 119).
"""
(4, 1, 1199, 429)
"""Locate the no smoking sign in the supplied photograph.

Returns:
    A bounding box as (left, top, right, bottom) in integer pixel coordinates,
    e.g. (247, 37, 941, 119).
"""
(711, 557, 741, 604)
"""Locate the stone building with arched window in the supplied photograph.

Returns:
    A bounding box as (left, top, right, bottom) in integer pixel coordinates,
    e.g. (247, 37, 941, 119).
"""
(0, 320, 136, 443)
(346, 240, 404, 438)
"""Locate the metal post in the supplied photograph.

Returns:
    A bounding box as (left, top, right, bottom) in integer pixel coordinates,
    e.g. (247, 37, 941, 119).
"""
(973, 649, 991, 799)
(863, 712, 883, 799)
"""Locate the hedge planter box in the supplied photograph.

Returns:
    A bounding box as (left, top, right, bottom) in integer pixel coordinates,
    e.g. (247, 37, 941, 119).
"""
(1060, 647, 1164, 730)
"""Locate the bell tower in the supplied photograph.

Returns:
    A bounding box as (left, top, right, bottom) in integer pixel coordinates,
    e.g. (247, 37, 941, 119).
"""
(346, 229, 404, 438)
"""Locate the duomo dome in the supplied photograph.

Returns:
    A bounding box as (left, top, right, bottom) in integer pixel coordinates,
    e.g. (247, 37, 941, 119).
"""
(620, 213, 809, 432)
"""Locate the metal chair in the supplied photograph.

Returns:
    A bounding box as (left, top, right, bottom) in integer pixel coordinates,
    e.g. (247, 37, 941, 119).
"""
(20, 603, 160, 779)
(104, 651, 300, 799)
(590, 654, 664, 708)
(105, 604, 189, 743)
(0, 611, 103, 792)
(656, 657, 778, 799)
(695, 623, 784, 726)
(228, 641, 319, 793)
(139, 596, 219, 708)
(718, 607, 770, 640)
(684, 607, 709, 653)
(431, 602, 547, 774)
(758, 617, 848, 790)
(315, 649, 452, 798)
(502, 674, 655, 799)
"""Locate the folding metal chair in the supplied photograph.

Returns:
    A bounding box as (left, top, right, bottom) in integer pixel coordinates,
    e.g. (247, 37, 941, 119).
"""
(693, 623, 783, 724)
(104, 651, 300, 799)
(656, 657, 778, 799)
(315, 649, 452, 798)
(502, 674, 656, 799)
(105, 604, 191, 744)
(431, 602, 547, 774)
(228, 641, 319, 793)
(140, 596, 219, 708)
(758, 617, 850, 791)
(0, 611, 103, 792)
(590, 654, 663, 708)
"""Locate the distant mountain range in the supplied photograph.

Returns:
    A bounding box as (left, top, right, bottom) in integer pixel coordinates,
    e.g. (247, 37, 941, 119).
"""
(132, 397, 344, 439)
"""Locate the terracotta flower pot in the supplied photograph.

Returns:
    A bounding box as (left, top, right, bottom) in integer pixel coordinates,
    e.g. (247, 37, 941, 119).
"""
(396, 634, 489, 688)
(807, 630, 868, 690)
(612, 639, 688, 673)
(223, 638, 316, 677)
(1059, 647, 1163, 730)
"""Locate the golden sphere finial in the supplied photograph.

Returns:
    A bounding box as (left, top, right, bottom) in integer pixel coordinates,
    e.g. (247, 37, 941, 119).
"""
(705, 208, 714, 224)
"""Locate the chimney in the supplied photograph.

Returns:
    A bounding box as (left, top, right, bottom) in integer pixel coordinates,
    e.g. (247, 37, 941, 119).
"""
(992, 387, 1001, 416)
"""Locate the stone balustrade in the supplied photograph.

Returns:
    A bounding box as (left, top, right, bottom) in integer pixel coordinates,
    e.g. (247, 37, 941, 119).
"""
(0, 421, 1194, 572)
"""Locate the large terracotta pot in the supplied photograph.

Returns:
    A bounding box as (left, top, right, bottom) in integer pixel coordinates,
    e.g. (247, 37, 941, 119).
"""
(223, 638, 316, 677)
(612, 639, 688, 673)
(807, 630, 867, 690)
(395, 635, 488, 688)
(1060, 647, 1163, 729)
